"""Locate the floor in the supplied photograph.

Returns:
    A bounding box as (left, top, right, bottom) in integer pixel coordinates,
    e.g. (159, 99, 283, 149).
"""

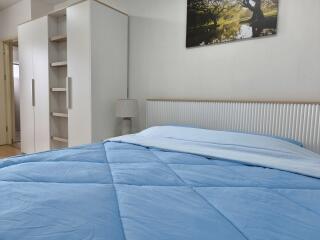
(0, 145, 21, 159)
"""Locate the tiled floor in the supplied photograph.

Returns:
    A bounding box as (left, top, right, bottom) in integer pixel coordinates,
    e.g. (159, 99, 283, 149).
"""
(0, 145, 21, 159)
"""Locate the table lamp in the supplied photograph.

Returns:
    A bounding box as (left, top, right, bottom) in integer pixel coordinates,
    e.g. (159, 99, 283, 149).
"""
(116, 99, 138, 135)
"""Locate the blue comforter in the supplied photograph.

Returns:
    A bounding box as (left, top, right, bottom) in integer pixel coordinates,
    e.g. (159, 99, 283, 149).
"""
(1, 126, 320, 240)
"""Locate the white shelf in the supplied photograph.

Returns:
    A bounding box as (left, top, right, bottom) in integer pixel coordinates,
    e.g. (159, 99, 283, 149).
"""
(51, 87, 66, 92)
(51, 61, 67, 67)
(50, 34, 67, 42)
(48, 7, 68, 151)
(52, 112, 68, 118)
(52, 136, 68, 143)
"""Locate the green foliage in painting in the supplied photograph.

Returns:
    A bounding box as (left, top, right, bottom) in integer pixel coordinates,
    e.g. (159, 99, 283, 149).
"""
(186, 0, 279, 47)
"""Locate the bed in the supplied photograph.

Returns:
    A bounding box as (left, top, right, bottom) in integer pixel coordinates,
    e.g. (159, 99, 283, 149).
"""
(1, 100, 320, 240)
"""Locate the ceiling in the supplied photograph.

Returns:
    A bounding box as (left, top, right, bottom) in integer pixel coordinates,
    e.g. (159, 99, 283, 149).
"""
(0, 0, 67, 11)
(0, 0, 20, 10)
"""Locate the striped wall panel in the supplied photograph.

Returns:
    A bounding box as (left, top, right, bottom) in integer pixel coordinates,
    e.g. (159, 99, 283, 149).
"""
(146, 100, 320, 154)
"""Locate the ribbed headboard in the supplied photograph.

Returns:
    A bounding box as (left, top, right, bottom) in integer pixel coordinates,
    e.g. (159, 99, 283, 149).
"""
(146, 99, 320, 154)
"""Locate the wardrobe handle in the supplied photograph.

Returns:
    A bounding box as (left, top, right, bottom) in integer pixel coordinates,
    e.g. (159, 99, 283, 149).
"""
(32, 79, 35, 107)
(66, 77, 72, 109)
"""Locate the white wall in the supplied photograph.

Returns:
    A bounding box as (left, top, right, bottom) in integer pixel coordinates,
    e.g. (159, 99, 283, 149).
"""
(0, 0, 31, 40)
(31, 0, 54, 19)
(12, 45, 19, 64)
(125, 0, 320, 130)
(0, 0, 54, 40)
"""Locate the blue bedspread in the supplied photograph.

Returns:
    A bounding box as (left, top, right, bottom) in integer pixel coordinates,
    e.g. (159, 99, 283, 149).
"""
(1, 127, 320, 240)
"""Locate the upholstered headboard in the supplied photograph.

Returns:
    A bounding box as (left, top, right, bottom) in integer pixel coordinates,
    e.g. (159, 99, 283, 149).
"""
(146, 99, 320, 154)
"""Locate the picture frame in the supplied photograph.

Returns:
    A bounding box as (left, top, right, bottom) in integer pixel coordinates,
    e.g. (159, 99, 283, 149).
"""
(186, 0, 279, 48)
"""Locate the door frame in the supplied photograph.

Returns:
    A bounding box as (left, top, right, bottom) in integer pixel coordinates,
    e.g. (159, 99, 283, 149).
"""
(0, 41, 7, 145)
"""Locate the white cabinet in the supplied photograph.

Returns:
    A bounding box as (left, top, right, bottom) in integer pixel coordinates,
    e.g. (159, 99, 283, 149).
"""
(19, 0, 128, 153)
(18, 17, 50, 154)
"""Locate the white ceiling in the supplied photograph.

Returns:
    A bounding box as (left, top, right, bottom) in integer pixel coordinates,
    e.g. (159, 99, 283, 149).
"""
(0, 0, 21, 10)
(0, 0, 67, 11)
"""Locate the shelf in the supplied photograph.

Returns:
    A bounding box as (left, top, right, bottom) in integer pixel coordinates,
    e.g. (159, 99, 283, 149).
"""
(52, 112, 68, 118)
(51, 87, 66, 92)
(51, 61, 67, 67)
(52, 136, 68, 143)
(50, 34, 67, 42)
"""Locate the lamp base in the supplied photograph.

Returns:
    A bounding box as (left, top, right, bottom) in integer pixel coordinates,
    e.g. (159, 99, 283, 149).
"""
(121, 118, 132, 135)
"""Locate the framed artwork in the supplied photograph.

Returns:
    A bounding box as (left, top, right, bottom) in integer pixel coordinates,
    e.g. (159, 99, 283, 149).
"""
(186, 0, 279, 48)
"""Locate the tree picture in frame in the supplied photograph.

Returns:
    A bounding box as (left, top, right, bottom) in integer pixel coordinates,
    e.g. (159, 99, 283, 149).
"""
(186, 0, 279, 48)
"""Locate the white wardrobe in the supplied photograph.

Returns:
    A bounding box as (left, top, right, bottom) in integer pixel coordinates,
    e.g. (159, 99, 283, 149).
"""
(18, 0, 128, 154)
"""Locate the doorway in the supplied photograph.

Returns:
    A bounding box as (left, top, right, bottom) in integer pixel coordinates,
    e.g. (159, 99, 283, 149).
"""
(0, 39, 21, 153)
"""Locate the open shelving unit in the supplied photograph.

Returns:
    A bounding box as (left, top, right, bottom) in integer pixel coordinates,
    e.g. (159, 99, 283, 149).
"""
(48, 9, 68, 149)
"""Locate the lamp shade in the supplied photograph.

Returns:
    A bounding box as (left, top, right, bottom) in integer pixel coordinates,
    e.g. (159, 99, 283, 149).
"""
(116, 99, 138, 118)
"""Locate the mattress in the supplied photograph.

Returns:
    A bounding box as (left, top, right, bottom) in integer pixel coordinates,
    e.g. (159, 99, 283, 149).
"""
(0, 126, 320, 240)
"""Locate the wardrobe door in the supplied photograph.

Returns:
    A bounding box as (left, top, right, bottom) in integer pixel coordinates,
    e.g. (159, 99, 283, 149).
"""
(18, 22, 35, 154)
(67, 1, 92, 147)
(90, 1, 128, 141)
(33, 17, 50, 152)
